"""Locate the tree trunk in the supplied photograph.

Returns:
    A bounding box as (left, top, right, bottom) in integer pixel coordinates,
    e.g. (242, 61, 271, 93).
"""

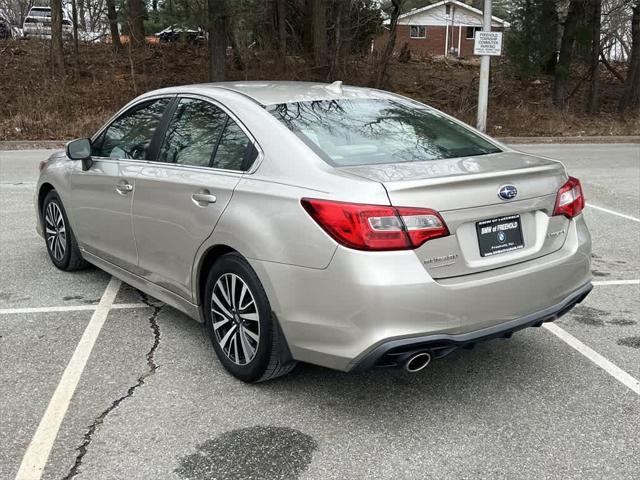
(264, 0, 277, 50)
(543, 2, 561, 75)
(127, 0, 146, 48)
(71, 0, 80, 62)
(312, 0, 327, 66)
(277, 0, 286, 56)
(50, 0, 65, 78)
(374, 0, 401, 88)
(329, 0, 344, 78)
(106, 0, 121, 51)
(208, 0, 227, 82)
(586, 0, 602, 114)
(227, 20, 245, 71)
(302, 0, 314, 55)
(552, 0, 585, 108)
(619, 2, 640, 114)
(78, 0, 86, 31)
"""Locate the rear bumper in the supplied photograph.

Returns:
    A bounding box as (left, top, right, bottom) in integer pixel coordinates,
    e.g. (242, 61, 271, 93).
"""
(249, 215, 592, 372)
(349, 281, 592, 371)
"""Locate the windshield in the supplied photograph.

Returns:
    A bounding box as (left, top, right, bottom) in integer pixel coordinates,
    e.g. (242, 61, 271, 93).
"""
(268, 98, 501, 167)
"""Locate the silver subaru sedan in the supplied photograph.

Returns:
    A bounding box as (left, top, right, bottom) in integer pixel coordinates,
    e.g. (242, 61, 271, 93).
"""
(34, 81, 592, 382)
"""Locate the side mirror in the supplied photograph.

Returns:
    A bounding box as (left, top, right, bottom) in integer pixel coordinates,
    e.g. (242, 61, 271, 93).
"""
(66, 138, 93, 171)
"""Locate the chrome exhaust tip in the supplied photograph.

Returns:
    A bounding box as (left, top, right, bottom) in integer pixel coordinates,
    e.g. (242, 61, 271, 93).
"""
(404, 352, 432, 373)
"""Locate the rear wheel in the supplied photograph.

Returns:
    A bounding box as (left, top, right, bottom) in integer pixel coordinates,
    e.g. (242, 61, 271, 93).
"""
(204, 252, 296, 382)
(42, 190, 89, 271)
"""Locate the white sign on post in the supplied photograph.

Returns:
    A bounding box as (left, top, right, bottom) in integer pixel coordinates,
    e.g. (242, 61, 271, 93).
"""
(474, 31, 503, 56)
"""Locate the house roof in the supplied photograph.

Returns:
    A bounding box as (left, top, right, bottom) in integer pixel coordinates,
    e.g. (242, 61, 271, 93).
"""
(385, 0, 510, 27)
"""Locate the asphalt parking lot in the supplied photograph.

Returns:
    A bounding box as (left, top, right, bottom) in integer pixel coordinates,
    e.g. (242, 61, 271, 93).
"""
(1, 143, 639, 480)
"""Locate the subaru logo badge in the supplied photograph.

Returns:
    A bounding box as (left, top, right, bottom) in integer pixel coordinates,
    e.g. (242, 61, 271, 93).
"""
(498, 185, 518, 201)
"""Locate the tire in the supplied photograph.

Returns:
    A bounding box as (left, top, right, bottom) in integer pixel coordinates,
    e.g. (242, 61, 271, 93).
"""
(42, 190, 89, 271)
(204, 252, 296, 382)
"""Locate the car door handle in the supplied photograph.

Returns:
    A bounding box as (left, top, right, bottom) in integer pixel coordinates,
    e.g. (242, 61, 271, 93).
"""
(191, 192, 217, 206)
(115, 182, 133, 195)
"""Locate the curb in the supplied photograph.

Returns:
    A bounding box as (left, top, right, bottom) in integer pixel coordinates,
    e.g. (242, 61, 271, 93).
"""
(1, 140, 66, 151)
(497, 136, 640, 144)
(1, 136, 639, 151)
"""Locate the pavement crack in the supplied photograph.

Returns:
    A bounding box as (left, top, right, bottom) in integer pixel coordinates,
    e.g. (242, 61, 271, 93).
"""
(62, 292, 163, 480)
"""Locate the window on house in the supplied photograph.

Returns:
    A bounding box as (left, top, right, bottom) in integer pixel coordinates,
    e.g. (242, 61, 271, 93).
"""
(409, 25, 426, 39)
(466, 27, 481, 39)
(445, 5, 451, 15)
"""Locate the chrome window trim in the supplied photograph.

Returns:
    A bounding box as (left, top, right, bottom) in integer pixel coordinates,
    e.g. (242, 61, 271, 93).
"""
(173, 93, 264, 174)
(89, 92, 264, 175)
(87, 157, 244, 179)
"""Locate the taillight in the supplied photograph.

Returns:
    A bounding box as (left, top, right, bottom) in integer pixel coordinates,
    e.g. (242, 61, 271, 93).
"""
(300, 198, 449, 251)
(553, 176, 584, 218)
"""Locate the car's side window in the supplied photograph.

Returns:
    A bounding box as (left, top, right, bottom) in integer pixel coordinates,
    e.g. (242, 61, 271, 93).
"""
(91, 98, 170, 160)
(157, 98, 227, 167)
(213, 118, 254, 171)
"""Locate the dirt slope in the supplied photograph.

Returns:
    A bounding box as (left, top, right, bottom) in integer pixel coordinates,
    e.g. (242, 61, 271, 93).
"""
(0, 39, 637, 140)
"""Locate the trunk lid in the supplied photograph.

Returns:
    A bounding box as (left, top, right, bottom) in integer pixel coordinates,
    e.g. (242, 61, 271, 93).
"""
(339, 151, 571, 279)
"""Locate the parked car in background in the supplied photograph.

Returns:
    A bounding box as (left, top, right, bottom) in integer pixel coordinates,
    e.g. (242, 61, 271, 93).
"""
(0, 15, 12, 39)
(34, 81, 592, 382)
(155, 25, 205, 44)
(22, 6, 72, 39)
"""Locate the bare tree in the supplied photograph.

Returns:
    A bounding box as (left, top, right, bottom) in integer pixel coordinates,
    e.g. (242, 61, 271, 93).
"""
(587, 0, 602, 113)
(106, 0, 121, 50)
(80, 0, 106, 33)
(208, 0, 227, 81)
(50, 0, 65, 78)
(0, 0, 37, 25)
(374, 0, 401, 88)
(619, 1, 640, 113)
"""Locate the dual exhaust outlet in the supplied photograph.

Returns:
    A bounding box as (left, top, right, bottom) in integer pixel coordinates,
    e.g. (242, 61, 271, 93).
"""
(404, 351, 432, 373)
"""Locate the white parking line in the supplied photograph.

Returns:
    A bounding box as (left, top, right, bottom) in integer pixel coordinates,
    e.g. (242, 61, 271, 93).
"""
(586, 203, 640, 222)
(0, 303, 148, 315)
(592, 280, 640, 286)
(544, 323, 640, 396)
(14, 277, 121, 480)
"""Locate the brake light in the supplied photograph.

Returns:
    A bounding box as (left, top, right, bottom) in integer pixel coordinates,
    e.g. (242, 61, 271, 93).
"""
(553, 176, 584, 218)
(301, 198, 449, 251)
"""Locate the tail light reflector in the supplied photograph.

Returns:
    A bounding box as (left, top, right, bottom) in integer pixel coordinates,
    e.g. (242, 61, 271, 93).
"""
(301, 198, 449, 251)
(553, 176, 584, 218)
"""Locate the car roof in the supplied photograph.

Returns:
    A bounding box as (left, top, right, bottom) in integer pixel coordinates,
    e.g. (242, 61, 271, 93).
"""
(145, 81, 393, 106)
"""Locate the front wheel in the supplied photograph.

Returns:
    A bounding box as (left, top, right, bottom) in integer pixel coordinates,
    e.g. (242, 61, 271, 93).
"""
(42, 190, 89, 271)
(204, 252, 296, 382)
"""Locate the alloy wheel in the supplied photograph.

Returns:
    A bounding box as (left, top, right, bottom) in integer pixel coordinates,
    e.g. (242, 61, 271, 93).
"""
(45, 201, 66, 261)
(211, 273, 260, 365)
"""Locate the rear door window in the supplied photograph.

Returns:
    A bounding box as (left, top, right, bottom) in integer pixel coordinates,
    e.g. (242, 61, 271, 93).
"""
(157, 97, 257, 171)
(92, 98, 170, 160)
(157, 98, 227, 167)
(212, 120, 254, 171)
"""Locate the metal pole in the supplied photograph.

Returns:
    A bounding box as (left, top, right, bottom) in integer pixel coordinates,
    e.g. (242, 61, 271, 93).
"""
(476, 0, 492, 132)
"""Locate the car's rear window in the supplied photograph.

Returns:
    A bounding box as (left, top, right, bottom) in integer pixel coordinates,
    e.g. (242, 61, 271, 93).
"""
(28, 8, 52, 17)
(268, 98, 501, 167)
